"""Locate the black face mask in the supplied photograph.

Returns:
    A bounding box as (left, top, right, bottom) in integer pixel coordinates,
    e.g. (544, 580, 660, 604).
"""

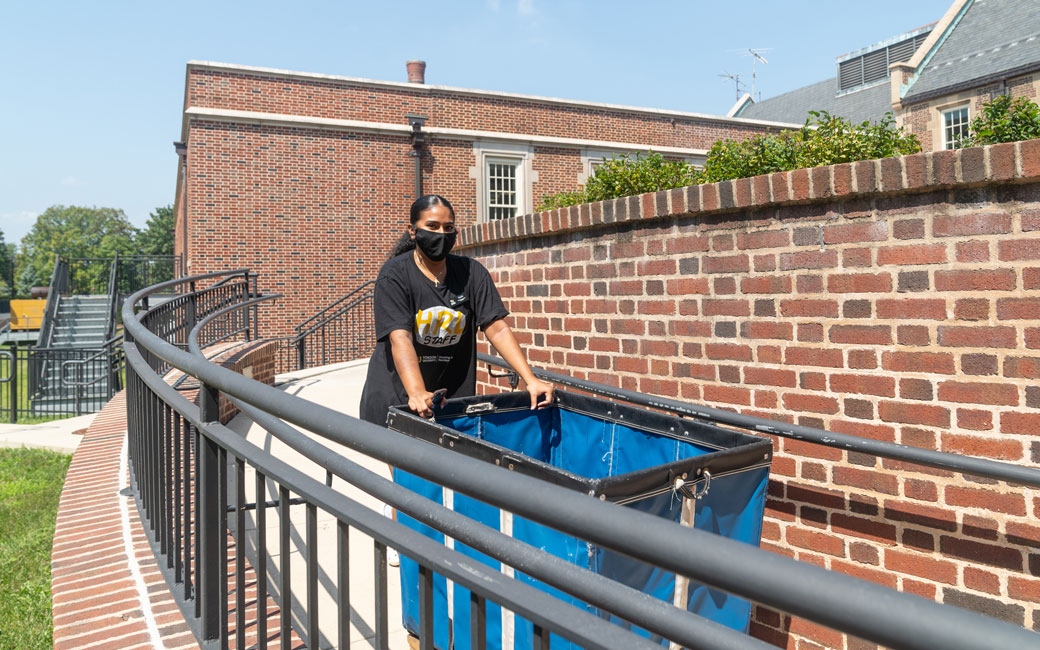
(413, 228, 456, 262)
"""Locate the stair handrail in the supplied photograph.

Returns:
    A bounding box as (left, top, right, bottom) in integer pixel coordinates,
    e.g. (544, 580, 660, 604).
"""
(105, 253, 119, 340)
(60, 334, 125, 390)
(288, 279, 376, 370)
(35, 255, 69, 349)
(293, 279, 375, 338)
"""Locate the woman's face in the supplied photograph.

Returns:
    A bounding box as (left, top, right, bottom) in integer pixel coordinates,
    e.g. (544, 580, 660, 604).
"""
(410, 204, 455, 236)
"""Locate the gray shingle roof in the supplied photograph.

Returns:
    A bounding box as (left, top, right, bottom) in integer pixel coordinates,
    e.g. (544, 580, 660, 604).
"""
(737, 77, 895, 125)
(904, 0, 1040, 101)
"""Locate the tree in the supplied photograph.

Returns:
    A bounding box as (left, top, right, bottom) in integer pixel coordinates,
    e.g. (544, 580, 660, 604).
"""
(14, 205, 138, 295)
(136, 205, 175, 256)
(0, 229, 13, 296)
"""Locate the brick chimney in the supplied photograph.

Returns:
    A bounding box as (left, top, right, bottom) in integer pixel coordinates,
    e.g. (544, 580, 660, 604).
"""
(406, 60, 426, 84)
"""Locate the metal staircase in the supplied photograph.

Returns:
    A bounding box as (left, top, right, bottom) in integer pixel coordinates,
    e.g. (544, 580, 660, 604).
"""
(52, 295, 112, 347)
(28, 258, 120, 416)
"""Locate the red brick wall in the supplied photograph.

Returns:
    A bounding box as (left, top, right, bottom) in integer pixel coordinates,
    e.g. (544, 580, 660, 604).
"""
(461, 140, 1040, 647)
(177, 64, 781, 337)
(186, 65, 776, 150)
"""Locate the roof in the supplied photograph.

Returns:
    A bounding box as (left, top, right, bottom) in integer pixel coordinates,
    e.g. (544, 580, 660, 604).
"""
(736, 77, 895, 125)
(904, 0, 1040, 101)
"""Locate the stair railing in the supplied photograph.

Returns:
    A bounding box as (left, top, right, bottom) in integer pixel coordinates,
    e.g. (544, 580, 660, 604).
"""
(35, 255, 69, 349)
(60, 334, 126, 415)
(288, 280, 375, 371)
(105, 253, 119, 340)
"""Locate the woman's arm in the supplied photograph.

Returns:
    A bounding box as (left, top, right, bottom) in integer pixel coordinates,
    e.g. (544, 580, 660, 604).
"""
(483, 318, 554, 409)
(388, 328, 437, 417)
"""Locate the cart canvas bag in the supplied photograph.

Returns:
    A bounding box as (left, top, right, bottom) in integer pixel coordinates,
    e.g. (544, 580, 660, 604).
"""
(388, 390, 773, 649)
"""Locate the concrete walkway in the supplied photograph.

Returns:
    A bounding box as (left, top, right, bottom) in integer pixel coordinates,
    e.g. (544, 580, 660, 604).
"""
(0, 412, 95, 454)
(226, 357, 410, 649)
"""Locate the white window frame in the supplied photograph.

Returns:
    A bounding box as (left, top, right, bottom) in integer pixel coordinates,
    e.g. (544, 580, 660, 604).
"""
(941, 104, 970, 150)
(471, 141, 534, 222)
(486, 156, 522, 221)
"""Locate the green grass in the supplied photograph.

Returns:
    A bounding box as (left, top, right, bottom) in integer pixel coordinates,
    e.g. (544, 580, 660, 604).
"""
(0, 448, 71, 650)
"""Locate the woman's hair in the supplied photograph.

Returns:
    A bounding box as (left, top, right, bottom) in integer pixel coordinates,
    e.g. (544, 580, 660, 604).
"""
(389, 194, 456, 258)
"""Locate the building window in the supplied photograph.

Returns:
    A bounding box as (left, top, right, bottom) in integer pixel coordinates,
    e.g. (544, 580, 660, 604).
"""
(943, 106, 970, 149)
(472, 142, 532, 222)
(486, 157, 520, 220)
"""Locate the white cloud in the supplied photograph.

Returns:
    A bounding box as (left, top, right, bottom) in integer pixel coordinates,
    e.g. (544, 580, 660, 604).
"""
(516, 0, 534, 16)
(60, 176, 87, 187)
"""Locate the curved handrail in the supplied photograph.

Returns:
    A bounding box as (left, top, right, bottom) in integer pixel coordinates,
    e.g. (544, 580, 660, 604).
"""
(59, 334, 124, 387)
(123, 271, 1040, 650)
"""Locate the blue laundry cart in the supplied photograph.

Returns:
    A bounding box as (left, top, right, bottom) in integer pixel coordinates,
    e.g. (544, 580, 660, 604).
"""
(387, 389, 773, 650)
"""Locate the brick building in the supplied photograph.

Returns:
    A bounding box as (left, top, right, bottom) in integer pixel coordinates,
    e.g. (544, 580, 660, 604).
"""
(733, 0, 1040, 152)
(173, 60, 791, 332)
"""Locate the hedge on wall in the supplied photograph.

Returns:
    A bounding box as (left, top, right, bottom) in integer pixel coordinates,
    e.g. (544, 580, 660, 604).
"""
(699, 111, 921, 182)
(538, 112, 921, 210)
(538, 152, 699, 211)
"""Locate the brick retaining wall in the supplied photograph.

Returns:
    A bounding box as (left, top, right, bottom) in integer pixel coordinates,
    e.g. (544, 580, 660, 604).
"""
(460, 139, 1040, 648)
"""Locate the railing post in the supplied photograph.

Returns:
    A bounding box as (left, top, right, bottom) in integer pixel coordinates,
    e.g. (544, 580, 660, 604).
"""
(198, 381, 222, 641)
(297, 337, 306, 371)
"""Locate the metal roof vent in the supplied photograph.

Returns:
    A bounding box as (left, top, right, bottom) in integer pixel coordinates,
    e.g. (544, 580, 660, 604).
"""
(836, 25, 934, 93)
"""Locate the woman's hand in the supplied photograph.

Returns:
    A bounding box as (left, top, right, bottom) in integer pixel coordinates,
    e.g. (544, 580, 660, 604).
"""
(527, 378, 554, 410)
(407, 390, 437, 418)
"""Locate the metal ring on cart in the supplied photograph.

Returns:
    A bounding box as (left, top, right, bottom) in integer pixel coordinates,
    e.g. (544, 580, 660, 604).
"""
(674, 470, 711, 500)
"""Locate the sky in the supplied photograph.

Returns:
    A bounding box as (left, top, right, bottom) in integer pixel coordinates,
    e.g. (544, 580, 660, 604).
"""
(0, 0, 952, 247)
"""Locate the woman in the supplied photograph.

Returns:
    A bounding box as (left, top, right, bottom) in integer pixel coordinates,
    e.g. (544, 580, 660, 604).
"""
(359, 194, 553, 426)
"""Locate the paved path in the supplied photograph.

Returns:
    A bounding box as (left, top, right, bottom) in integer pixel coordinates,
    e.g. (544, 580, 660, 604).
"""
(226, 358, 410, 649)
(0, 412, 95, 454)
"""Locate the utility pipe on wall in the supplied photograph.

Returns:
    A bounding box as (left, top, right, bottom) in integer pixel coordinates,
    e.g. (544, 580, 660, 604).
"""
(406, 115, 427, 198)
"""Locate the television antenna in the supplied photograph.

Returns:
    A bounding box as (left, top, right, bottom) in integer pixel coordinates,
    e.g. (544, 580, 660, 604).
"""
(745, 48, 771, 101)
(718, 71, 745, 101)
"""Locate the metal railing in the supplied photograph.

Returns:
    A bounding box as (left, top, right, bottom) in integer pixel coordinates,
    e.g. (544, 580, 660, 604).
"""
(0, 344, 121, 422)
(36, 256, 70, 348)
(122, 268, 1040, 650)
(65, 254, 183, 299)
(278, 280, 376, 373)
(478, 354, 1040, 489)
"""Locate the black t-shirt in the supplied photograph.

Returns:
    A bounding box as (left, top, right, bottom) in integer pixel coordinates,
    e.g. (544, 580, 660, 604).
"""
(359, 252, 508, 425)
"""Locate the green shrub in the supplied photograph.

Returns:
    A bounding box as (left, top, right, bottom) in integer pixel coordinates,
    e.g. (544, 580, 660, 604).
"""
(537, 112, 922, 210)
(537, 152, 699, 211)
(968, 94, 1040, 146)
(700, 111, 921, 183)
